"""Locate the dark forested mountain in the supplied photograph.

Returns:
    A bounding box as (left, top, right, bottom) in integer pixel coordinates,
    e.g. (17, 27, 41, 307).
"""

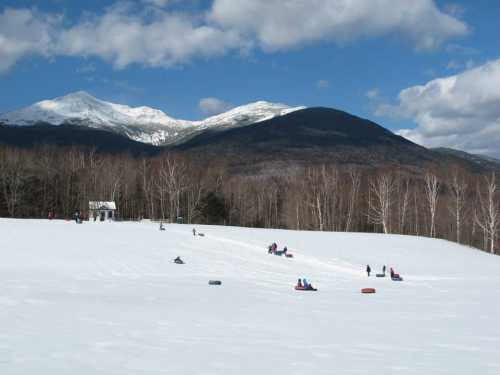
(2, 106, 499, 174)
(0, 124, 160, 156)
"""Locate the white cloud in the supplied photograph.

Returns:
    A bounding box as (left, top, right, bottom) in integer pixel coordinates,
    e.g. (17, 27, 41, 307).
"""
(317, 79, 330, 89)
(199, 97, 232, 115)
(0, 8, 61, 73)
(209, 0, 467, 51)
(366, 88, 380, 100)
(56, 4, 243, 69)
(380, 59, 500, 157)
(0, 1, 468, 73)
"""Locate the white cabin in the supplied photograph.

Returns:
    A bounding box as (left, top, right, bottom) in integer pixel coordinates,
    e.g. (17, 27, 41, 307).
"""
(89, 201, 116, 221)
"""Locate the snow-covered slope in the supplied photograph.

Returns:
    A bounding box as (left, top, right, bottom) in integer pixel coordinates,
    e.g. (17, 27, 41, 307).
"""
(1, 219, 500, 374)
(0, 92, 305, 145)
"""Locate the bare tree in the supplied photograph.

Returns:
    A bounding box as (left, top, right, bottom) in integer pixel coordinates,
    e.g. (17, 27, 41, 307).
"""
(475, 173, 499, 254)
(448, 169, 468, 243)
(0, 148, 26, 217)
(368, 173, 395, 234)
(424, 172, 440, 238)
(345, 167, 361, 232)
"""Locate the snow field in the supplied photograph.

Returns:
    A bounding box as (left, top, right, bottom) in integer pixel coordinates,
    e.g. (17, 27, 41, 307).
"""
(1, 219, 500, 374)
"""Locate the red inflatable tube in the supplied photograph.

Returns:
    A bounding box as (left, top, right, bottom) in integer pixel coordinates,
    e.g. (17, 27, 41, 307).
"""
(361, 288, 376, 294)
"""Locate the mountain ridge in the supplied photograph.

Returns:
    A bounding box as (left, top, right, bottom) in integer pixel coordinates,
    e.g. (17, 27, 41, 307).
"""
(0, 91, 305, 146)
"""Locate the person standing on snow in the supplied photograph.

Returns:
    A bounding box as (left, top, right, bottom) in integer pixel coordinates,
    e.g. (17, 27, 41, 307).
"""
(192, 228, 196, 236)
(366, 265, 371, 277)
(382, 265, 386, 275)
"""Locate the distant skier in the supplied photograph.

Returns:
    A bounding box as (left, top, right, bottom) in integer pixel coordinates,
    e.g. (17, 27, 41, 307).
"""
(366, 265, 371, 277)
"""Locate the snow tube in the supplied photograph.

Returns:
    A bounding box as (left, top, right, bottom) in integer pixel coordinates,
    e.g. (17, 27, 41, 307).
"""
(361, 288, 376, 294)
(208, 280, 222, 285)
(376, 273, 385, 277)
(294, 286, 317, 291)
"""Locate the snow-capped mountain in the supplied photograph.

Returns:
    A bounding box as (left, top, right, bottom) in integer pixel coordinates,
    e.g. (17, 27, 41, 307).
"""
(0, 92, 305, 145)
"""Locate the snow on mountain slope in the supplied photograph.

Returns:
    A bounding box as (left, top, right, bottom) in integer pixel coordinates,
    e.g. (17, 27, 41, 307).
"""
(1, 218, 500, 375)
(0, 92, 305, 145)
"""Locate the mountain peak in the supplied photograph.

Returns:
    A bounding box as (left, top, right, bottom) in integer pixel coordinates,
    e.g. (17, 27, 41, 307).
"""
(0, 92, 305, 145)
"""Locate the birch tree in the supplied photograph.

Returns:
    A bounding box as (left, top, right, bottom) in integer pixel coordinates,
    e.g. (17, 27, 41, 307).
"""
(475, 173, 499, 254)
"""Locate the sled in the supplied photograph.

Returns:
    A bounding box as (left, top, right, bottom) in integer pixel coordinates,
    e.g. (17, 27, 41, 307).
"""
(208, 280, 222, 285)
(294, 286, 317, 291)
(361, 288, 376, 294)
(391, 276, 403, 281)
(376, 273, 385, 278)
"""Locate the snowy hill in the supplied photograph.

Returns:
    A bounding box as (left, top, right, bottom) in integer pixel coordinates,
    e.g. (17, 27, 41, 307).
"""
(0, 92, 304, 145)
(1, 219, 500, 374)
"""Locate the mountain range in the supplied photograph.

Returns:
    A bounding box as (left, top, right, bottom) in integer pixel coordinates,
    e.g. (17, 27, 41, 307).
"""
(1, 92, 499, 173)
(0, 91, 304, 146)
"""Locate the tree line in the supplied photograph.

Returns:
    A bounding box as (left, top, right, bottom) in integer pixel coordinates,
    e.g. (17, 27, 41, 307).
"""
(0, 144, 498, 254)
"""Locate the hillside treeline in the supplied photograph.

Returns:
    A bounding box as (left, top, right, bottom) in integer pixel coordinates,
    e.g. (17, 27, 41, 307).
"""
(0, 145, 498, 254)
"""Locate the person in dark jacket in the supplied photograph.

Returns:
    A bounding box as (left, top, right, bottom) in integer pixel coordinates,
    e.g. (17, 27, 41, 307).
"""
(366, 265, 371, 277)
(382, 265, 387, 275)
(297, 278, 303, 288)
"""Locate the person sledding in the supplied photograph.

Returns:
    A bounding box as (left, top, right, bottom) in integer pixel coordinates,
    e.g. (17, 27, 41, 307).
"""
(174, 256, 184, 264)
(295, 278, 317, 291)
(390, 267, 403, 281)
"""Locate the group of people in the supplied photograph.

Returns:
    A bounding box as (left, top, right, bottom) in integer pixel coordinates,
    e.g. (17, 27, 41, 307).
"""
(365, 264, 401, 279)
(268, 243, 288, 256)
(296, 278, 316, 290)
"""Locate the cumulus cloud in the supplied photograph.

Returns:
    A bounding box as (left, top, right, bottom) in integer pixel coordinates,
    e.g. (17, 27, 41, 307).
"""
(199, 97, 232, 115)
(0, 8, 61, 73)
(0, 0, 468, 73)
(380, 59, 500, 157)
(56, 4, 243, 69)
(209, 0, 468, 51)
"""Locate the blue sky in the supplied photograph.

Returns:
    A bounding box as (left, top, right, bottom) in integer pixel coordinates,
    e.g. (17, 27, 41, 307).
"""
(1, 0, 499, 155)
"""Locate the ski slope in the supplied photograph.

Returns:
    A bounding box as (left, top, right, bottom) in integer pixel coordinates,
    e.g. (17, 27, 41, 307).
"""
(1, 219, 500, 374)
